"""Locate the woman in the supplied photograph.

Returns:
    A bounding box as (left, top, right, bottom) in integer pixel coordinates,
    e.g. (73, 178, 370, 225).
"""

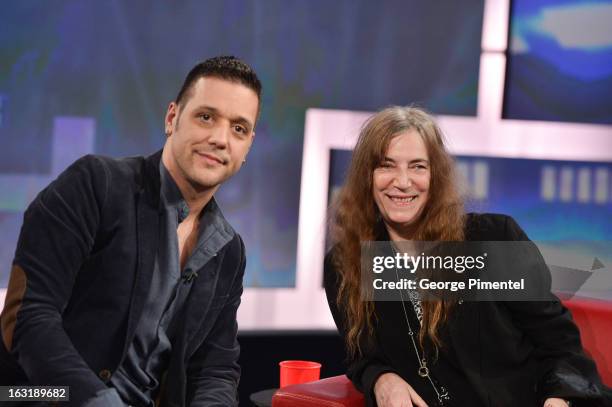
(324, 106, 611, 407)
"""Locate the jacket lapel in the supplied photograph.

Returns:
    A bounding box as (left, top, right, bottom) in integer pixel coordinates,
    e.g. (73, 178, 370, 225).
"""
(121, 151, 162, 356)
(183, 252, 222, 356)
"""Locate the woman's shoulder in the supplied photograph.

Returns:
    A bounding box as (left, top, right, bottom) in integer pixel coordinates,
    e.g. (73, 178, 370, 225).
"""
(465, 212, 530, 241)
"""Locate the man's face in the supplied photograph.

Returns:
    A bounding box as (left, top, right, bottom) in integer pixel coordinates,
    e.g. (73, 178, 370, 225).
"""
(163, 76, 258, 192)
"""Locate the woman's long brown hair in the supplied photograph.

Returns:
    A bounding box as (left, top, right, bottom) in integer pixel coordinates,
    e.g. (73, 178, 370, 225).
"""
(330, 106, 465, 357)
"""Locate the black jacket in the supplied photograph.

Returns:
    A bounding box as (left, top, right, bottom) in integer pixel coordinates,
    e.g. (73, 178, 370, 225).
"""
(0, 151, 245, 406)
(324, 213, 611, 407)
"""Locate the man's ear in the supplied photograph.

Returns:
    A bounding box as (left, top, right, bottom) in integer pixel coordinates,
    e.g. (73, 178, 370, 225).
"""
(248, 131, 255, 152)
(164, 102, 178, 136)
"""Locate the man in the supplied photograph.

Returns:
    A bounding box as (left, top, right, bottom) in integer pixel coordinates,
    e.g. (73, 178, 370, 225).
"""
(0, 56, 261, 406)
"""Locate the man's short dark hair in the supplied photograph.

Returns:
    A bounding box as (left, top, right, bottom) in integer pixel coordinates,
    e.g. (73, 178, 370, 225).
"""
(175, 56, 262, 109)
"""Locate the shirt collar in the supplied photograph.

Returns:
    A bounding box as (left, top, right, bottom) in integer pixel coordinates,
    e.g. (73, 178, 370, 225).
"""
(160, 160, 190, 223)
(159, 161, 236, 245)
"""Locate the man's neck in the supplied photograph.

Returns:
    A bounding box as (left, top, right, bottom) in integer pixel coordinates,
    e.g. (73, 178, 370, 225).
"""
(178, 184, 215, 219)
(161, 148, 218, 219)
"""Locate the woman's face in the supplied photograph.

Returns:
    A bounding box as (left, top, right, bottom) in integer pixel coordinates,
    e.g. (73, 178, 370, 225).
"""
(372, 129, 430, 240)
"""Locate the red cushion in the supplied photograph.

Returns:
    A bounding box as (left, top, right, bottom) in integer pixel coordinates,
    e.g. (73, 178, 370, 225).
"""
(272, 375, 364, 407)
(562, 296, 612, 386)
(272, 297, 612, 406)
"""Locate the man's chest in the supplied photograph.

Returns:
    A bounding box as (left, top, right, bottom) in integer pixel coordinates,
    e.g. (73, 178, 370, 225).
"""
(177, 217, 199, 271)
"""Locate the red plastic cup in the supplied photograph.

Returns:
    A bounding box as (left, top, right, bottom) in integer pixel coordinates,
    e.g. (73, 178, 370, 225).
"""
(279, 360, 322, 387)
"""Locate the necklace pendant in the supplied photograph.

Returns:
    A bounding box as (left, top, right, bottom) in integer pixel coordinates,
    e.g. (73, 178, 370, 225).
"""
(418, 366, 429, 378)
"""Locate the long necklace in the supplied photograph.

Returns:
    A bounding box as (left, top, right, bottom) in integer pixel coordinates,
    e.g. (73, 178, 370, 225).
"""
(392, 248, 450, 406)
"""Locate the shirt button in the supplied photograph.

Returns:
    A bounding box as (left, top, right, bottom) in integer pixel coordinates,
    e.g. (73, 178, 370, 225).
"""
(99, 369, 112, 382)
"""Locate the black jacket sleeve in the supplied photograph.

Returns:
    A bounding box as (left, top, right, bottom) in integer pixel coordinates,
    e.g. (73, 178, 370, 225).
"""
(502, 216, 612, 406)
(323, 251, 395, 407)
(0, 156, 111, 406)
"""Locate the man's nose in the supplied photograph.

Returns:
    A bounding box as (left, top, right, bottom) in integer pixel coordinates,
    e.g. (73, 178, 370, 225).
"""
(208, 125, 230, 148)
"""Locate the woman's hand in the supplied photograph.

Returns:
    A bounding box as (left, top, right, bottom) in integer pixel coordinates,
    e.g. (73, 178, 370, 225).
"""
(374, 372, 428, 407)
(544, 398, 570, 407)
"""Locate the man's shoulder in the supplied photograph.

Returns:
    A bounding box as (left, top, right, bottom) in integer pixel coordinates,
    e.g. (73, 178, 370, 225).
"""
(51, 152, 162, 214)
(213, 233, 246, 284)
(224, 232, 244, 256)
(68, 152, 158, 187)
(76, 153, 148, 175)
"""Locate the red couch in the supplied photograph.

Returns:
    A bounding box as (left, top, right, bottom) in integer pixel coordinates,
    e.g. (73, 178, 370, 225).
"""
(272, 297, 612, 406)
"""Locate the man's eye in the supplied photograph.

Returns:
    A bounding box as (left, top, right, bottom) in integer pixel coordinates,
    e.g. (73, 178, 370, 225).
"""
(199, 114, 212, 122)
(234, 125, 247, 134)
